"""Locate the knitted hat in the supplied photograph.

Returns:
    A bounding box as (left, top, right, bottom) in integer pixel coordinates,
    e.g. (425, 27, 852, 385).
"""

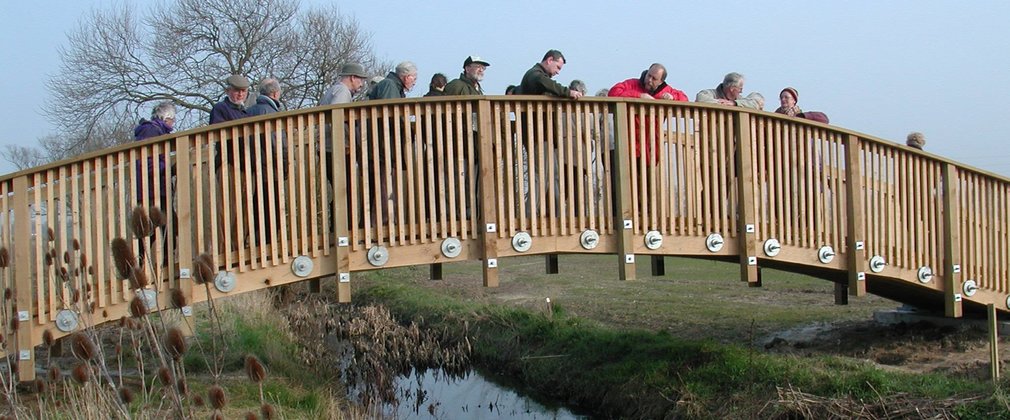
(780, 87, 798, 103)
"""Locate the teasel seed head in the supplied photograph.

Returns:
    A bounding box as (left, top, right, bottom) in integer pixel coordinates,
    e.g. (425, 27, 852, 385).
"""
(71, 364, 90, 384)
(176, 378, 188, 396)
(70, 333, 97, 361)
(131, 207, 154, 238)
(261, 403, 276, 420)
(0, 247, 9, 268)
(48, 366, 61, 382)
(130, 269, 149, 290)
(129, 296, 147, 318)
(72, 239, 80, 251)
(244, 413, 258, 420)
(63, 251, 70, 265)
(170, 288, 187, 309)
(43, 330, 54, 347)
(149, 207, 166, 228)
(208, 385, 227, 409)
(193, 395, 205, 407)
(157, 366, 173, 386)
(165, 327, 187, 360)
(46, 227, 55, 243)
(110, 238, 136, 280)
(33, 379, 46, 394)
(118, 386, 134, 404)
(244, 355, 266, 383)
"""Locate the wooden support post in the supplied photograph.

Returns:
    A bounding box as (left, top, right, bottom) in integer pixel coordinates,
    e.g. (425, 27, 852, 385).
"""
(332, 109, 352, 302)
(308, 279, 321, 293)
(545, 254, 559, 274)
(734, 113, 759, 285)
(430, 263, 443, 281)
(843, 135, 867, 297)
(613, 103, 636, 280)
(12, 175, 35, 381)
(650, 255, 665, 276)
(942, 163, 962, 317)
(174, 136, 195, 334)
(477, 99, 500, 287)
(988, 303, 1000, 383)
(834, 282, 849, 305)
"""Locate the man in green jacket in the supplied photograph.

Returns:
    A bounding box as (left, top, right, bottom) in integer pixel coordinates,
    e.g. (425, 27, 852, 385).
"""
(444, 55, 490, 96)
(517, 50, 583, 99)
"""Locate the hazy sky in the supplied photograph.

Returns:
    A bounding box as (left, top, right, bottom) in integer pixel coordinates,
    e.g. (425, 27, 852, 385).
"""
(2, 0, 1008, 177)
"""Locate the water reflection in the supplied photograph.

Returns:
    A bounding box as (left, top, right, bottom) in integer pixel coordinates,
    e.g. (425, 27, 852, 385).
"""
(383, 368, 586, 419)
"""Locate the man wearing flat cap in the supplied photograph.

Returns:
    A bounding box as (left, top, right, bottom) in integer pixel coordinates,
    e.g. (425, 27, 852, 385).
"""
(444, 56, 489, 96)
(210, 74, 251, 124)
(320, 63, 369, 105)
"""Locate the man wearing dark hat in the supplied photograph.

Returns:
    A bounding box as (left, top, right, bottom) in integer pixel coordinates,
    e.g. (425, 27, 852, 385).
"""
(444, 56, 489, 96)
(210, 74, 251, 124)
(320, 63, 369, 105)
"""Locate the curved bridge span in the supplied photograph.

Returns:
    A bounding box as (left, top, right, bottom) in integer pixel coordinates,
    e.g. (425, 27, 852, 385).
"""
(2, 97, 1008, 379)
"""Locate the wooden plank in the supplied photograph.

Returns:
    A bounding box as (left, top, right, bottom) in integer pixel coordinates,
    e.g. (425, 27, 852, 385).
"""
(13, 175, 36, 381)
(391, 107, 404, 246)
(613, 103, 636, 280)
(175, 135, 194, 315)
(988, 303, 999, 382)
(30, 173, 45, 322)
(92, 158, 106, 309)
(942, 163, 963, 317)
(307, 114, 321, 257)
(844, 135, 867, 296)
(332, 109, 352, 302)
(734, 113, 759, 285)
(476, 100, 500, 287)
(298, 116, 310, 255)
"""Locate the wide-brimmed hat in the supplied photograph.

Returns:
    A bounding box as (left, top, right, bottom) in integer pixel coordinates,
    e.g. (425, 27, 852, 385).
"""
(224, 74, 250, 89)
(339, 63, 368, 78)
(463, 55, 490, 68)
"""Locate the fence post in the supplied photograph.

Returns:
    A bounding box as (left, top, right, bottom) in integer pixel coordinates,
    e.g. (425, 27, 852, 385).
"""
(843, 135, 867, 297)
(12, 175, 36, 381)
(734, 112, 759, 285)
(332, 109, 352, 302)
(612, 103, 637, 280)
(942, 163, 962, 317)
(174, 136, 195, 330)
(477, 99, 500, 287)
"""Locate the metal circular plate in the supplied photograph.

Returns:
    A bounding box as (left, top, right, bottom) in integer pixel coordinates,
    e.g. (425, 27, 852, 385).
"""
(644, 231, 663, 250)
(55, 310, 79, 333)
(963, 279, 978, 297)
(214, 271, 237, 293)
(917, 266, 933, 283)
(140, 289, 158, 310)
(580, 230, 600, 250)
(763, 239, 781, 257)
(367, 246, 389, 267)
(291, 255, 313, 277)
(869, 256, 886, 273)
(706, 233, 724, 252)
(1006, 295, 1010, 310)
(512, 232, 532, 253)
(818, 246, 835, 264)
(441, 238, 462, 258)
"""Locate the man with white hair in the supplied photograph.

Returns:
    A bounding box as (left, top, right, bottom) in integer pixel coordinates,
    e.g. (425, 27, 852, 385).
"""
(696, 72, 764, 109)
(321, 63, 369, 105)
(247, 77, 284, 116)
(210, 74, 251, 123)
(444, 55, 489, 96)
(368, 61, 418, 100)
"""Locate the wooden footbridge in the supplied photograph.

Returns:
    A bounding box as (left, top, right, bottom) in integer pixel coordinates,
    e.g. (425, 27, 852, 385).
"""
(2, 96, 1008, 379)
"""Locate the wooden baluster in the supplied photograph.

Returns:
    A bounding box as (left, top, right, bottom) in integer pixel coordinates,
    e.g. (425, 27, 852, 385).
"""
(477, 99, 500, 287)
(942, 163, 962, 317)
(734, 113, 759, 285)
(844, 135, 867, 297)
(175, 135, 194, 322)
(614, 103, 636, 280)
(13, 175, 36, 381)
(333, 109, 352, 303)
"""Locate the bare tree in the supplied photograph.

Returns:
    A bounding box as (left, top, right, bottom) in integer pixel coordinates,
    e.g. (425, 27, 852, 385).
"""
(11, 0, 384, 169)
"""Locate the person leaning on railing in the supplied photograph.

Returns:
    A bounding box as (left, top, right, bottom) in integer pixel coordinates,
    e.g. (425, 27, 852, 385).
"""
(608, 63, 689, 164)
(365, 61, 419, 226)
(442, 55, 491, 219)
(775, 87, 802, 117)
(695, 72, 764, 110)
(319, 63, 370, 231)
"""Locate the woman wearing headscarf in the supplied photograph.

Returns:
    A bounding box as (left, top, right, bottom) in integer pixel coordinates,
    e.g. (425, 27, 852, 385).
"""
(775, 87, 802, 117)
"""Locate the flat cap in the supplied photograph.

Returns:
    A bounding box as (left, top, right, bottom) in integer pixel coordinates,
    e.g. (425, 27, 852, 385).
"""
(338, 63, 369, 78)
(224, 74, 250, 89)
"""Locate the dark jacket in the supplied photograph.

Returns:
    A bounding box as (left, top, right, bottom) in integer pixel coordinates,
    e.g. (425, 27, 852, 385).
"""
(518, 63, 569, 97)
(367, 72, 406, 100)
(209, 99, 248, 124)
(444, 72, 484, 96)
(247, 95, 283, 116)
(134, 118, 172, 141)
(423, 89, 446, 97)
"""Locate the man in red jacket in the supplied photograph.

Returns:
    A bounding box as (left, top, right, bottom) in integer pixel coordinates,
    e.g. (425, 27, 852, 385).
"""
(608, 63, 687, 163)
